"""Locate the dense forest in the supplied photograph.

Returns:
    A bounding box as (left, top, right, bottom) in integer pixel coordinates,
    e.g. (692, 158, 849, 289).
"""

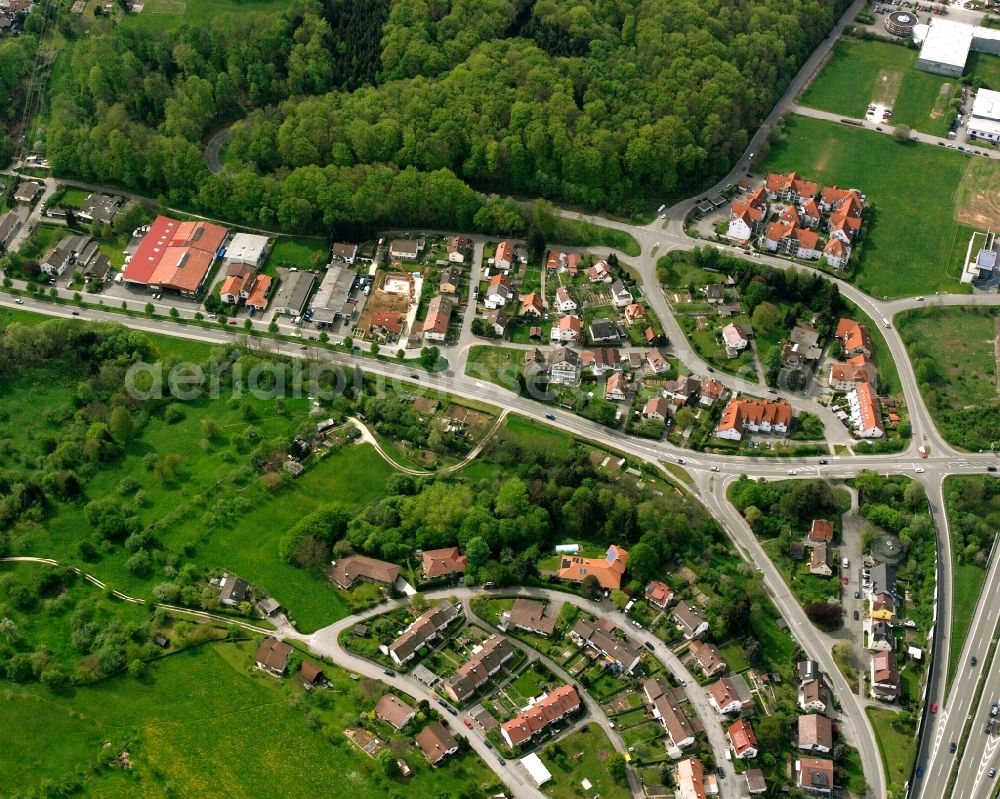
(0, 34, 37, 164)
(39, 0, 851, 234)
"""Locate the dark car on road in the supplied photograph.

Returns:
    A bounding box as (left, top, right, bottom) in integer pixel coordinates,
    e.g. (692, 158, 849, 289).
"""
(950, 741, 957, 754)
(383, 668, 395, 677)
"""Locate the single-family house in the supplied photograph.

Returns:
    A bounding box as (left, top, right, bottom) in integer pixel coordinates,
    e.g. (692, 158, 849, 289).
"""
(798, 679, 827, 713)
(673, 601, 709, 640)
(520, 291, 544, 318)
(728, 719, 759, 759)
(557, 545, 629, 590)
(548, 346, 580, 385)
(798, 660, 822, 682)
(644, 580, 674, 609)
(484, 307, 508, 337)
(14, 182, 41, 204)
(662, 375, 701, 406)
(443, 635, 515, 704)
(421, 547, 467, 580)
(835, 318, 873, 358)
(610, 279, 633, 308)
(604, 372, 627, 401)
(330, 242, 359, 264)
(299, 661, 325, 686)
(707, 675, 752, 715)
(624, 303, 646, 325)
(438, 266, 461, 294)
(869, 620, 895, 653)
(447, 236, 471, 263)
(389, 238, 424, 261)
(722, 323, 749, 357)
(219, 262, 256, 304)
(809, 544, 833, 577)
(643, 397, 670, 422)
(500, 685, 580, 748)
(423, 295, 453, 342)
(587, 260, 611, 282)
(689, 640, 727, 677)
(643, 677, 695, 749)
(554, 286, 577, 312)
(508, 598, 557, 637)
(796, 758, 835, 794)
(703, 284, 726, 304)
(700, 379, 725, 407)
(327, 555, 400, 590)
(255, 638, 292, 677)
(646, 348, 670, 374)
(798, 714, 833, 753)
(219, 575, 249, 607)
(416, 722, 459, 765)
(245, 274, 273, 312)
(79, 193, 122, 225)
(375, 693, 416, 730)
(388, 602, 461, 665)
(570, 618, 641, 672)
(580, 348, 622, 375)
(782, 324, 823, 367)
(870, 650, 900, 701)
(485, 274, 513, 309)
(589, 319, 620, 344)
(808, 519, 834, 544)
(494, 240, 515, 271)
(554, 314, 581, 343)
(41, 234, 101, 277)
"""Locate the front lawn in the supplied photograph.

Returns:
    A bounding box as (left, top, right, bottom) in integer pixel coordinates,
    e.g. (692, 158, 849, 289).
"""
(764, 114, 979, 297)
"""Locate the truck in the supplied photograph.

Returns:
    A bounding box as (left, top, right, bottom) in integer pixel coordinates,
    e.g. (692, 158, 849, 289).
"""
(919, 445, 929, 459)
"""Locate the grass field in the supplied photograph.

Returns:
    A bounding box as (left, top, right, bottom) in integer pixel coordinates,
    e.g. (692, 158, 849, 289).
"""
(540, 726, 630, 799)
(966, 51, 1000, 91)
(123, 0, 293, 31)
(947, 563, 986, 688)
(867, 707, 917, 797)
(549, 217, 641, 257)
(896, 306, 999, 449)
(801, 39, 954, 137)
(465, 345, 525, 391)
(1, 345, 396, 633)
(263, 237, 329, 274)
(955, 156, 1000, 229)
(0, 640, 501, 798)
(765, 115, 979, 297)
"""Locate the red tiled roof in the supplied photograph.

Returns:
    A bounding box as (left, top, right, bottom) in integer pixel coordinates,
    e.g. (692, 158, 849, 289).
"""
(854, 381, 884, 434)
(501, 685, 580, 747)
(809, 519, 834, 543)
(126, 215, 227, 292)
(557, 545, 629, 589)
(728, 720, 759, 757)
(421, 547, 467, 578)
(246, 274, 272, 309)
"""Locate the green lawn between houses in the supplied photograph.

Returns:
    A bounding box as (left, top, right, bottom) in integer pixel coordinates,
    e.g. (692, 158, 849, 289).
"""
(867, 707, 917, 798)
(800, 39, 956, 137)
(0, 640, 502, 798)
(763, 114, 980, 298)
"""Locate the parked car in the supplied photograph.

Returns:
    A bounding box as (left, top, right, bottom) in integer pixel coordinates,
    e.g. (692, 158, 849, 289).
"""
(854, 591, 861, 599)
(853, 610, 860, 620)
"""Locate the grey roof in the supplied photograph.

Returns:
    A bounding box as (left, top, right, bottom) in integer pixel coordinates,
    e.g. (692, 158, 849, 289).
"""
(389, 602, 460, 662)
(0, 211, 19, 245)
(273, 268, 316, 313)
(870, 563, 896, 596)
(311, 265, 356, 324)
(571, 618, 640, 670)
(443, 636, 515, 702)
(219, 575, 250, 604)
(79, 193, 121, 224)
(589, 319, 620, 342)
(549, 346, 579, 366)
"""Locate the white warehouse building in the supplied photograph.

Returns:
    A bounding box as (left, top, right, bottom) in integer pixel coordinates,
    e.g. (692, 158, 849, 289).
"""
(969, 88, 1000, 143)
(916, 18, 1000, 77)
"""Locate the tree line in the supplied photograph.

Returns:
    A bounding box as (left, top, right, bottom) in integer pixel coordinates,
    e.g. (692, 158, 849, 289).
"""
(38, 0, 851, 234)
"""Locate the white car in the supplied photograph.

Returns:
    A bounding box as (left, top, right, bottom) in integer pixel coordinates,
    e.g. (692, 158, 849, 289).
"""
(915, 467, 925, 473)
(787, 470, 798, 475)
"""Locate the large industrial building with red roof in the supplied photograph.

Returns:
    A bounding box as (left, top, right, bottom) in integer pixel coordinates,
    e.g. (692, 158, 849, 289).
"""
(124, 215, 228, 295)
